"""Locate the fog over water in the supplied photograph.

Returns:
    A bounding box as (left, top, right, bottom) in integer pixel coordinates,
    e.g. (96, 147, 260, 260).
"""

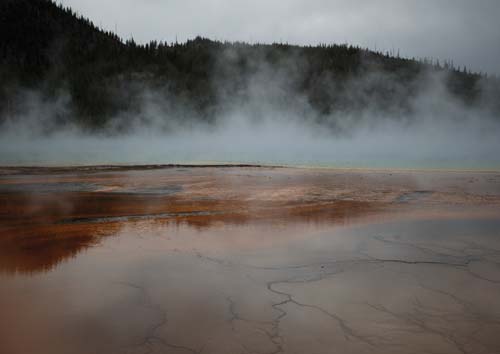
(1, 61, 499, 169)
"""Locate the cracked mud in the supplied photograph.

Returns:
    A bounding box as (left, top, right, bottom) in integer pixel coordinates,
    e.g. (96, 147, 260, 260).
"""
(1, 166, 500, 354)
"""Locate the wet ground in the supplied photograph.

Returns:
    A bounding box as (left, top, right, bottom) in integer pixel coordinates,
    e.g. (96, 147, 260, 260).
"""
(1, 166, 500, 354)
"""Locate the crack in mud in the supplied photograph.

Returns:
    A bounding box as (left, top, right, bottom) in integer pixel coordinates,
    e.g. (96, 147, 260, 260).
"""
(116, 281, 204, 354)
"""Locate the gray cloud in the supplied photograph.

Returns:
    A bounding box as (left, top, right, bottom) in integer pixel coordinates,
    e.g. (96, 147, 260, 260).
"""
(58, 0, 500, 75)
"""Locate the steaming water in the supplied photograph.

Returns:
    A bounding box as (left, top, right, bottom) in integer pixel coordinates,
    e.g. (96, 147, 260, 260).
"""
(1, 120, 499, 170)
(2, 66, 500, 169)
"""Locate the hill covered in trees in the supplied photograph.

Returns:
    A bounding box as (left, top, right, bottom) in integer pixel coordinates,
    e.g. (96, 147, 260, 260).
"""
(1, 0, 499, 133)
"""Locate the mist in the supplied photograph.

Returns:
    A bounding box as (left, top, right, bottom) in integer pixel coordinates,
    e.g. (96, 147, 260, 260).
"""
(1, 47, 500, 170)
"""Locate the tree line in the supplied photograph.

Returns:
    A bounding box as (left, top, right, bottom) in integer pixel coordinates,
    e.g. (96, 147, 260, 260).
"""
(1, 0, 498, 130)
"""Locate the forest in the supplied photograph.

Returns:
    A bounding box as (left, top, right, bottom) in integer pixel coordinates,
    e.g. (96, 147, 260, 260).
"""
(1, 0, 499, 132)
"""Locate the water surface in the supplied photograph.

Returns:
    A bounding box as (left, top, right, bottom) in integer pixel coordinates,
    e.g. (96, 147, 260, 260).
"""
(1, 166, 500, 354)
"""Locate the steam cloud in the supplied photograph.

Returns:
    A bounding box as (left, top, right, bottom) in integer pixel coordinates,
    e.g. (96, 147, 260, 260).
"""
(1, 48, 499, 169)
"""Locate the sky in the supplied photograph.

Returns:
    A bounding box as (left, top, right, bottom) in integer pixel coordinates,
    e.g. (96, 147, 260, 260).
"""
(60, 0, 500, 75)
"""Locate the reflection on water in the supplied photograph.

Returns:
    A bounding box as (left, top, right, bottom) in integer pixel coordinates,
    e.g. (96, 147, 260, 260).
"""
(0, 191, 379, 274)
(2, 218, 500, 354)
(1, 167, 500, 354)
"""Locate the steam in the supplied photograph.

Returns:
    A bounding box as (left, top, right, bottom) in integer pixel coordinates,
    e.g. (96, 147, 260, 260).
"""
(1, 49, 499, 169)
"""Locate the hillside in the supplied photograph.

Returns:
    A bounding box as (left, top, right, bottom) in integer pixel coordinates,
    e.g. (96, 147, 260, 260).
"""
(1, 0, 499, 131)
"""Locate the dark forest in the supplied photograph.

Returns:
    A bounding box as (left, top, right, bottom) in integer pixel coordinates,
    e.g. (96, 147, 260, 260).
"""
(1, 0, 499, 132)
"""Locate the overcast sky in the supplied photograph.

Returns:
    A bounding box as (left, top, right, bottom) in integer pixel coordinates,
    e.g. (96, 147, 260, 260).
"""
(59, 0, 500, 75)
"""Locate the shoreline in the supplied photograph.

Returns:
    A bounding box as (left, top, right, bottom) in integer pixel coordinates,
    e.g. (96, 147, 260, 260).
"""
(1, 163, 500, 174)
